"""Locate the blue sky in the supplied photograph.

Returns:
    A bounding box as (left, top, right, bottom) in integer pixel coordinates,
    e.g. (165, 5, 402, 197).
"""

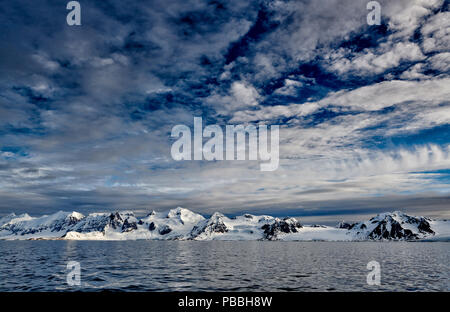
(0, 0, 449, 222)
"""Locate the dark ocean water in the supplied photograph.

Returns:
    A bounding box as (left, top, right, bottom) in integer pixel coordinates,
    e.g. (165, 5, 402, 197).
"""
(0, 241, 448, 291)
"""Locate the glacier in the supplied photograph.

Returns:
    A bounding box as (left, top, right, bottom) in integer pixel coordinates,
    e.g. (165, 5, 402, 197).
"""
(0, 208, 449, 241)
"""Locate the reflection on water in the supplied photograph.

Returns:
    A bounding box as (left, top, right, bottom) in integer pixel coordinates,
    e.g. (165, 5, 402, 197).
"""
(0, 241, 448, 291)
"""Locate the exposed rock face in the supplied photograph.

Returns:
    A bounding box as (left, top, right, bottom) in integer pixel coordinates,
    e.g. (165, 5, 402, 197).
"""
(369, 219, 415, 240)
(190, 212, 228, 239)
(261, 217, 302, 240)
(338, 222, 353, 230)
(350, 211, 435, 240)
(107, 212, 138, 232)
(50, 212, 83, 232)
(158, 225, 172, 235)
(71, 213, 110, 233)
(108, 212, 123, 230)
(122, 219, 138, 232)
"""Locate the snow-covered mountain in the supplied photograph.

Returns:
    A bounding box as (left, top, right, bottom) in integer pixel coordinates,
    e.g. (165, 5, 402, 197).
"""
(340, 211, 436, 240)
(0, 208, 448, 241)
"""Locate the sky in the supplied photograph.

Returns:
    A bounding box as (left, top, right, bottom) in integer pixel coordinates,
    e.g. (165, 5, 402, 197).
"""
(0, 0, 449, 223)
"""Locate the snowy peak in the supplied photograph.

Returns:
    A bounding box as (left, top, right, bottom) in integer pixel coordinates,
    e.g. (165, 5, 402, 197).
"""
(67, 211, 84, 221)
(0, 213, 31, 226)
(166, 207, 205, 224)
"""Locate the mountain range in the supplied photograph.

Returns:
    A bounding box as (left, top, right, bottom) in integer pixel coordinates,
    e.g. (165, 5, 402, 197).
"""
(0, 208, 449, 241)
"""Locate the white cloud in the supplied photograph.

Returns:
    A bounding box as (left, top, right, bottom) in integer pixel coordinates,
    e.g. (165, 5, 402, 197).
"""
(323, 1, 445, 77)
(229, 77, 450, 170)
(399, 63, 430, 80)
(205, 81, 262, 115)
(273, 79, 304, 96)
(230, 102, 318, 123)
(421, 12, 450, 53)
(429, 52, 450, 72)
(31, 53, 59, 71)
(125, 144, 450, 214)
(231, 77, 450, 123)
(327, 42, 425, 76)
(384, 0, 443, 37)
(1, 152, 15, 158)
(324, 78, 449, 111)
(231, 81, 260, 107)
